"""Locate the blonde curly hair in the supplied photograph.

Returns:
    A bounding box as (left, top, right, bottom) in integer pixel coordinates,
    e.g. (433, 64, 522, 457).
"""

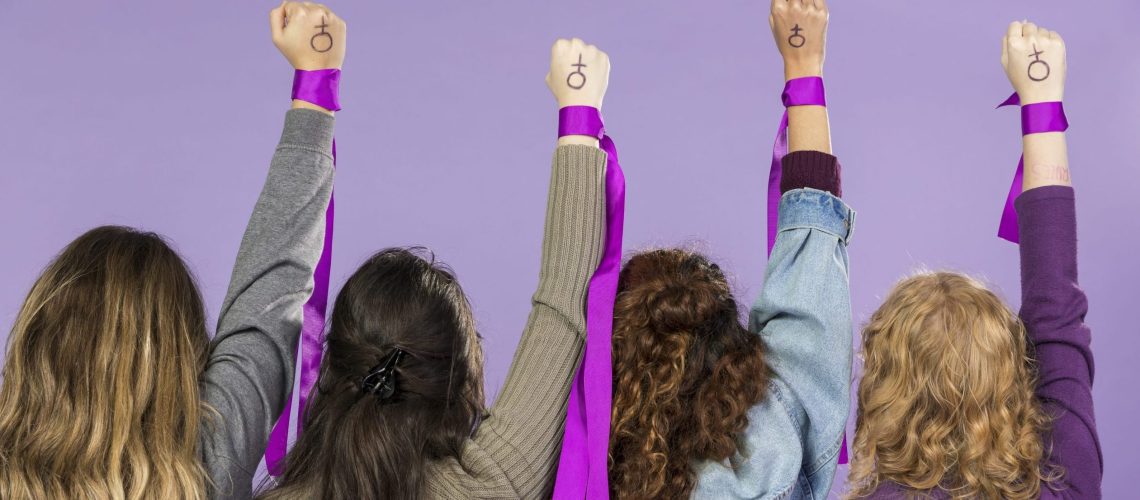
(848, 272, 1059, 499)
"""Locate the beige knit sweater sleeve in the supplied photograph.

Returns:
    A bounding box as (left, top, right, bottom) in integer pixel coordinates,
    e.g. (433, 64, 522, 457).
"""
(426, 144, 608, 499)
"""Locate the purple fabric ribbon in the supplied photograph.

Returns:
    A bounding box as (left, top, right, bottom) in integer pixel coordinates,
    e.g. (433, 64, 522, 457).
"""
(769, 77, 826, 251)
(995, 94, 1068, 243)
(552, 106, 626, 500)
(768, 76, 850, 464)
(265, 68, 341, 476)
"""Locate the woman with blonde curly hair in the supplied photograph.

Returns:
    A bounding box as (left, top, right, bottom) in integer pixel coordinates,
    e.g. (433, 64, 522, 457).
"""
(609, 1, 855, 498)
(848, 21, 1101, 499)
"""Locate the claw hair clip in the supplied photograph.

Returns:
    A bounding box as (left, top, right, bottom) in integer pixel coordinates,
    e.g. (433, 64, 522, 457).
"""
(361, 348, 406, 401)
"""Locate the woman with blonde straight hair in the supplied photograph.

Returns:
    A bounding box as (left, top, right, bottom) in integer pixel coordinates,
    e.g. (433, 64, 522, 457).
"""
(848, 21, 1101, 499)
(0, 227, 211, 499)
(0, 4, 345, 498)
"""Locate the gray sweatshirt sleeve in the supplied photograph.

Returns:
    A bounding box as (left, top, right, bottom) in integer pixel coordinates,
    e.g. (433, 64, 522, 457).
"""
(426, 145, 607, 499)
(694, 188, 854, 499)
(200, 109, 335, 499)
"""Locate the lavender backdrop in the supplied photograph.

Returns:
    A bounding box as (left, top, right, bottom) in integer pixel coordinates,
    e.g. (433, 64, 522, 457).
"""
(1, 0, 1136, 496)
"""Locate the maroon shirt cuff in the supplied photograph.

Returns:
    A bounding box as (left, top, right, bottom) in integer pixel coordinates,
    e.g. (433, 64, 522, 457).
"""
(780, 150, 842, 197)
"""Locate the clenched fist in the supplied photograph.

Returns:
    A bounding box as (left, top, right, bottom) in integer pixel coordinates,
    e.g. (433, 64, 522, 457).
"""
(546, 39, 610, 110)
(1003, 21, 1065, 105)
(270, 2, 347, 70)
(770, 0, 828, 80)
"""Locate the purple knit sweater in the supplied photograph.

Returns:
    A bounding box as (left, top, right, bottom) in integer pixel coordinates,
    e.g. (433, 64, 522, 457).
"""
(869, 185, 1102, 499)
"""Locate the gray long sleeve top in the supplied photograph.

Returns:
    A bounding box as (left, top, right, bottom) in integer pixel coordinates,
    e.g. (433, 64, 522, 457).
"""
(201, 109, 335, 499)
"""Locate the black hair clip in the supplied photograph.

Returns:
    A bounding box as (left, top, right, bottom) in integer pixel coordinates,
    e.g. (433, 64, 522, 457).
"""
(361, 348, 406, 401)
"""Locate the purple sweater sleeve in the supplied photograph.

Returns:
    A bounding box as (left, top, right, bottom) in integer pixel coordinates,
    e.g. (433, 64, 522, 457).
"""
(780, 151, 842, 197)
(1015, 185, 1102, 499)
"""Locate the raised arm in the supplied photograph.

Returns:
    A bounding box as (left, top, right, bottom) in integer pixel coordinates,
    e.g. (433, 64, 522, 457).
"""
(694, 2, 852, 497)
(426, 39, 608, 499)
(199, 4, 344, 498)
(1003, 22, 1102, 499)
(773, 0, 832, 154)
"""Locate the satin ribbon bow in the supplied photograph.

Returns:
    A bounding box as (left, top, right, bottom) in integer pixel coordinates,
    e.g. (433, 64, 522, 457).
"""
(767, 76, 850, 464)
(265, 68, 341, 476)
(996, 94, 1069, 243)
(552, 106, 626, 500)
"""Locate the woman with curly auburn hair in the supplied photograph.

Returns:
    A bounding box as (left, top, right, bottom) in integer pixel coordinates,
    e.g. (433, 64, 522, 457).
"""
(848, 21, 1101, 500)
(609, 1, 855, 498)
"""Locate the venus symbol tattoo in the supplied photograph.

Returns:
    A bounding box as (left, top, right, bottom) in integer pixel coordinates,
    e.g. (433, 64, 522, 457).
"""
(788, 24, 806, 48)
(1027, 44, 1050, 82)
(310, 17, 334, 53)
(566, 54, 587, 90)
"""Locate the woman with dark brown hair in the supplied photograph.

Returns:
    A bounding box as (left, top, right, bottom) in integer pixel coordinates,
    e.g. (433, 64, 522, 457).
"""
(254, 36, 612, 499)
(608, 1, 854, 498)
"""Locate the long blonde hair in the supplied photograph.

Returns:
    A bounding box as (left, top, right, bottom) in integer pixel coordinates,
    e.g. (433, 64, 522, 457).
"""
(0, 226, 210, 499)
(848, 272, 1058, 499)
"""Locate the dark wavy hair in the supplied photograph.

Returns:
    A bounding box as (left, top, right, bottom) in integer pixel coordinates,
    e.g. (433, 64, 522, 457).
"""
(608, 248, 769, 499)
(256, 248, 484, 500)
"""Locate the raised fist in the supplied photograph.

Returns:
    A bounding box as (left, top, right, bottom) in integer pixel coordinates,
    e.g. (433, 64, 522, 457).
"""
(546, 38, 610, 109)
(270, 2, 347, 70)
(770, 0, 828, 80)
(1002, 21, 1066, 105)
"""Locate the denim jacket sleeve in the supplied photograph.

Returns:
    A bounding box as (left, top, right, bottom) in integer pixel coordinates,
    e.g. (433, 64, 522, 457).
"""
(693, 188, 854, 499)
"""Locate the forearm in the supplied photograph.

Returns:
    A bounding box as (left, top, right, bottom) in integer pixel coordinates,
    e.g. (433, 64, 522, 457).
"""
(784, 56, 831, 154)
(292, 99, 335, 116)
(1022, 131, 1070, 191)
(750, 188, 854, 471)
(478, 145, 606, 496)
(203, 109, 335, 495)
(787, 105, 832, 154)
(557, 134, 599, 148)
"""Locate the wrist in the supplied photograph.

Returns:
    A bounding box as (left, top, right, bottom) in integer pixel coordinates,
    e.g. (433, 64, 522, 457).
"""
(558, 135, 600, 148)
(556, 99, 603, 110)
(292, 99, 335, 115)
(1017, 90, 1064, 106)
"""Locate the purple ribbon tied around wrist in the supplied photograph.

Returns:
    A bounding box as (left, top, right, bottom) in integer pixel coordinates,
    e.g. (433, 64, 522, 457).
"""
(552, 106, 626, 500)
(264, 68, 341, 476)
(768, 77, 849, 464)
(995, 94, 1068, 243)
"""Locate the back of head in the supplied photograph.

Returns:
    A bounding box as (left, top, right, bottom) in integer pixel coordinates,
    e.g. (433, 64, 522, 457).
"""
(849, 272, 1055, 499)
(609, 248, 768, 499)
(0, 225, 210, 499)
(260, 248, 483, 500)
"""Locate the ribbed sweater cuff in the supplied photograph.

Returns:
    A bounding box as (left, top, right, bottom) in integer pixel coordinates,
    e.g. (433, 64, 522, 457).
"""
(780, 150, 842, 197)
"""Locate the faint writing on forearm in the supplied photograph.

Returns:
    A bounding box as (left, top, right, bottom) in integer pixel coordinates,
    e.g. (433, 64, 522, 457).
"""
(1028, 164, 1070, 183)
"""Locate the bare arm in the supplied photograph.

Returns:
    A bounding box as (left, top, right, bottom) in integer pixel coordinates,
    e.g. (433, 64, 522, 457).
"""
(771, 0, 832, 154)
(1003, 22, 1070, 191)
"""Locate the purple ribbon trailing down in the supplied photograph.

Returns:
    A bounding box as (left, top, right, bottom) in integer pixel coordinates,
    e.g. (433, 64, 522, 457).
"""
(552, 106, 626, 500)
(265, 68, 342, 476)
(768, 76, 850, 464)
(995, 94, 1068, 243)
(769, 77, 826, 252)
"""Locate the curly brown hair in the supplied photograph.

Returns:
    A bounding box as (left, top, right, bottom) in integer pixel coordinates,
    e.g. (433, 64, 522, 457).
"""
(608, 248, 769, 500)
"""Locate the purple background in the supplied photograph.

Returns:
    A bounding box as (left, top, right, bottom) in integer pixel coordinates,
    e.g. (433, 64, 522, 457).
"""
(1, 1, 1136, 496)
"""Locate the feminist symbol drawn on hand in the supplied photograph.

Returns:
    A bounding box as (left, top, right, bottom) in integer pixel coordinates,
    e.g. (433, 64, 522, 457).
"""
(1027, 44, 1050, 82)
(788, 24, 806, 48)
(310, 17, 334, 53)
(566, 54, 587, 90)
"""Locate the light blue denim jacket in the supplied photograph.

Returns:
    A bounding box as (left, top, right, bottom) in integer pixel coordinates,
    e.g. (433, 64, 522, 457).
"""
(693, 188, 855, 499)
